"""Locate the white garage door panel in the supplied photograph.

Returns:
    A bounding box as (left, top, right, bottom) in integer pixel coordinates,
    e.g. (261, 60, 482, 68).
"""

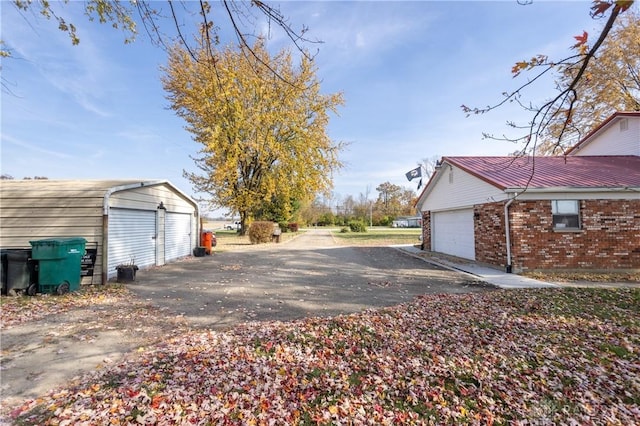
(432, 209, 475, 260)
(166, 213, 192, 261)
(108, 209, 156, 276)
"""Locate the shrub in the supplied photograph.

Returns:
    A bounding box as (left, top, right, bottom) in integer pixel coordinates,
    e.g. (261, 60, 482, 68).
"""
(288, 223, 299, 232)
(249, 221, 275, 244)
(348, 221, 367, 232)
(340, 227, 350, 233)
(379, 216, 393, 227)
(278, 221, 289, 233)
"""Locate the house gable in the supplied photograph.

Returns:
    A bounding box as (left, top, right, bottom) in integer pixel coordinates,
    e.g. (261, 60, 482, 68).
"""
(417, 161, 507, 212)
(567, 111, 640, 156)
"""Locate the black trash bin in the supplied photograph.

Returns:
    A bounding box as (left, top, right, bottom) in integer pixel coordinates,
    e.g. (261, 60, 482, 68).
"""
(6, 250, 37, 296)
(116, 264, 138, 283)
(1, 250, 7, 295)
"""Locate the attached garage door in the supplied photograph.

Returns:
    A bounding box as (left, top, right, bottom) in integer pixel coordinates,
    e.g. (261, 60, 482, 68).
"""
(165, 212, 192, 261)
(108, 208, 156, 277)
(432, 209, 475, 260)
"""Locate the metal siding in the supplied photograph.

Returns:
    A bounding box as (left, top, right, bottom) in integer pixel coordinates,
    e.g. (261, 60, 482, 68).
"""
(432, 209, 475, 260)
(166, 213, 192, 261)
(110, 184, 196, 213)
(107, 209, 156, 277)
(571, 116, 640, 156)
(0, 179, 197, 285)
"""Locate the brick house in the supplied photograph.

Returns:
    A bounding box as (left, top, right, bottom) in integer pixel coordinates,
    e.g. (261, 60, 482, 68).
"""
(415, 112, 640, 273)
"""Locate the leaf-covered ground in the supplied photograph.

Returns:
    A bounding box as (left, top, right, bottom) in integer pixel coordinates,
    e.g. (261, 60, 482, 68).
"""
(5, 288, 639, 425)
(0, 285, 134, 329)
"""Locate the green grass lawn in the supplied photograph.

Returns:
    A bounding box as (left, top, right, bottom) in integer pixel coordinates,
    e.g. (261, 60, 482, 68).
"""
(332, 227, 422, 246)
(213, 227, 421, 247)
(213, 228, 303, 248)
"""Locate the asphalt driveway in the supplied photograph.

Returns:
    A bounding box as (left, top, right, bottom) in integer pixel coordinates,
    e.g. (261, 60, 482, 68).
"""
(128, 229, 493, 329)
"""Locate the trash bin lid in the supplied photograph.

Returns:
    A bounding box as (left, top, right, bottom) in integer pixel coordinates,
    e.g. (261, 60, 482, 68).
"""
(30, 237, 87, 246)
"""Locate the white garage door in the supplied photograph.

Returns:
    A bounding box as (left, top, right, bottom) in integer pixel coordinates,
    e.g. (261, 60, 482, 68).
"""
(432, 209, 475, 260)
(166, 212, 192, 261)
(108, 208, 156, 277)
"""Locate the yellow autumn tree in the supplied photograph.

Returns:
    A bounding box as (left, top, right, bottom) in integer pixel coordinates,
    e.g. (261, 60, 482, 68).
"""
(162, 38, 344, 233)
(537, 9, 640, 153)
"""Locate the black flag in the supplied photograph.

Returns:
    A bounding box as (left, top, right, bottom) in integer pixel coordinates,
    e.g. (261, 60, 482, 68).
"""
(405, 166, 422, 181)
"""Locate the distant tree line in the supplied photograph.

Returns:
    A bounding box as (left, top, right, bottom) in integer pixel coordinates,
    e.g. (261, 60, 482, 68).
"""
(296, 181, 418, 228)
(0, 175, 48, 180)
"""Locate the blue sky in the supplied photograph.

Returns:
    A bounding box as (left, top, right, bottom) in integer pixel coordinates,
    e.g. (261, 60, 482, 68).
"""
(1, 1, 615, 215)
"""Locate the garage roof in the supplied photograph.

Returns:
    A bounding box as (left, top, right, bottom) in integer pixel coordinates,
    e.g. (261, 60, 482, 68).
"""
(443, 156, 640, 190)
(0, 179, 193, 200)
(1, 179, 163, 192)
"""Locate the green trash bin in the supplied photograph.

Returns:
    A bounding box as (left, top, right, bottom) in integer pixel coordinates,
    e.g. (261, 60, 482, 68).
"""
(30, 237, 87, 295)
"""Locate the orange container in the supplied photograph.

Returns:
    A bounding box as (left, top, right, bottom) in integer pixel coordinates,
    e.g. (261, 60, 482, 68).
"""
(200, 231, 214, 255)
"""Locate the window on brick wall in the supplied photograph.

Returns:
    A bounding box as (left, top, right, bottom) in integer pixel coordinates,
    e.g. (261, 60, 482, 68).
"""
(551, 200, 580, 229)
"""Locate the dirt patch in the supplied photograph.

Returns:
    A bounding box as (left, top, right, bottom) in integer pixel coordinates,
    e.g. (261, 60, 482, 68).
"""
(0, 290, 189, 415)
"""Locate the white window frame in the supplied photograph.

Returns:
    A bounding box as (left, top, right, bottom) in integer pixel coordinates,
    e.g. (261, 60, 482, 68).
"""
(551, 200, 580, 230)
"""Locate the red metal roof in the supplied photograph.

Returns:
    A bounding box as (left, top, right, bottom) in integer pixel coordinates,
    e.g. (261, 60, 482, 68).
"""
(444, 155, 640, 190)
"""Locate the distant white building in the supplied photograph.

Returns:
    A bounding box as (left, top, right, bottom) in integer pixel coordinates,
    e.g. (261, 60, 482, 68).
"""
(392, 216, 422, 228)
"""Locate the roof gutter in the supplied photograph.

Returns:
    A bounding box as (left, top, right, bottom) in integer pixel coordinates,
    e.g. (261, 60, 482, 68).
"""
(504, 186, 639, 193)
(504, 193, 517, 274)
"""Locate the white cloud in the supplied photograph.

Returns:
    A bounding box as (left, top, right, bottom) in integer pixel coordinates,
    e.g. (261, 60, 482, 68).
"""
(1, 133, 74, 159)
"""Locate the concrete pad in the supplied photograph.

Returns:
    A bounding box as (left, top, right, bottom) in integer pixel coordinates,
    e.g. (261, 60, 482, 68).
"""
(393, 245, 558, 289)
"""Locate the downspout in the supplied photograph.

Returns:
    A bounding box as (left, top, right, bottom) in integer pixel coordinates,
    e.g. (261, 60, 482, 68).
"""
(102, 213, 108, 285)
(504, 194, 517, 273)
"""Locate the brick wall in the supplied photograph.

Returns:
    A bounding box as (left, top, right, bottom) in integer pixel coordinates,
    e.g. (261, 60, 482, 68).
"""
(421, 211, 431, 250)
(474, 199, 640, 272)
(474, 203, 508, 268)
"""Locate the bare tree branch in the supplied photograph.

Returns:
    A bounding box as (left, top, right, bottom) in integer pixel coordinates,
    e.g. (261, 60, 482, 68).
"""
(3, 0, 324, 91)
(462, 1, 630, 156)
(524, 5, 622, 153)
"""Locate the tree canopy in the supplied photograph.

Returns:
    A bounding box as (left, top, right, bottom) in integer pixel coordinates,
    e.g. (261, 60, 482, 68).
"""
(162, 38, 344, 232)
(375, 182, 416, 220)
(3, 1, 316, 68)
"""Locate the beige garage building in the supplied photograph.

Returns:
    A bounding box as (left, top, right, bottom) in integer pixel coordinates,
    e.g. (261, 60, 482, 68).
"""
(0, 180, 199, 285)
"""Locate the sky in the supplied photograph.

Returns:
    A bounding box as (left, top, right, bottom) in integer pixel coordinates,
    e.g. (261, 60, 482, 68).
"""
(0, 0, 621, 216)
